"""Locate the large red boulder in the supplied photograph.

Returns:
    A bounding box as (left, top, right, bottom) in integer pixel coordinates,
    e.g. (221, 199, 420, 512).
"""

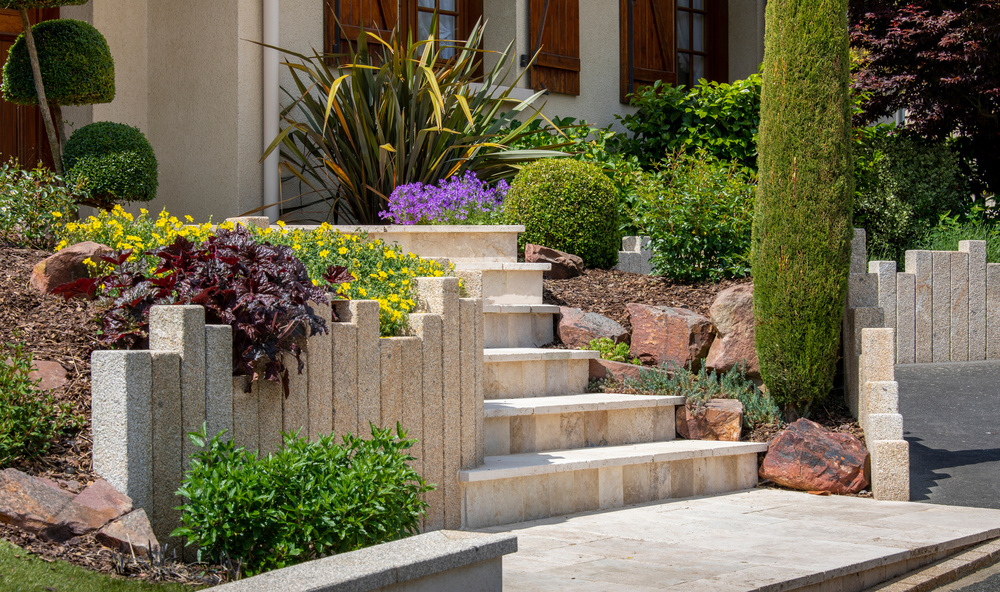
(525, 244, 584, 279)
(74, 479, 133, 525)
(759, 419, 870, 494)
(676, 398, 743, 441)
(0, 469, 109, 542)
(705, 283, 760, 379)
(627, 304, 715, 369)
(558, 307, 629, 349)
(29, 241, 112, 294)
(589, 358, 656, 384)
(97, 509, 160, 557)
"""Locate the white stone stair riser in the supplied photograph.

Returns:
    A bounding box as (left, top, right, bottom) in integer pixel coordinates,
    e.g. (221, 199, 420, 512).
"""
(483, 307, 558, 348)
(483, 348, 599, 399)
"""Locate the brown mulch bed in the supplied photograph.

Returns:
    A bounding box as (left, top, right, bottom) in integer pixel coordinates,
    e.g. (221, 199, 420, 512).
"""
(544, 268, 751, 332)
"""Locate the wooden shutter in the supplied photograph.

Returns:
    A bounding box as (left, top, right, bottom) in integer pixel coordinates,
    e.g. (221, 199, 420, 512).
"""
(620, 0, 676, 102)
(325, 0, 399, 56)
(528, 0, 580, 96)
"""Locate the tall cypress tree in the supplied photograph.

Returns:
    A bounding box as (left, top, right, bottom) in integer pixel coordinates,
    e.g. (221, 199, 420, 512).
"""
(752, 0, 854, 417)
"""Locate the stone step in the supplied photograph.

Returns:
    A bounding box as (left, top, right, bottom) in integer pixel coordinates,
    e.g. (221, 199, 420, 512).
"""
(483, 304, 559, 348)
(453, 262, 549, 305)
(484, 393, 685, 456)
(483, 348, 600, 399)
(459, 440, 768, 529)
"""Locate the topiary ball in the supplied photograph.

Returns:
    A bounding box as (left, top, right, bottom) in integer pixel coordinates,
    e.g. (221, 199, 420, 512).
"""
(1, 18, 114, 106)
(504, 159, 620, 269)
(0, 1, 88, 8)
(64, 122, 158, 208)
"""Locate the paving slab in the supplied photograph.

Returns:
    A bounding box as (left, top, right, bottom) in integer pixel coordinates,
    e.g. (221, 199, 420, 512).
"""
(479, 489, 1000, 591)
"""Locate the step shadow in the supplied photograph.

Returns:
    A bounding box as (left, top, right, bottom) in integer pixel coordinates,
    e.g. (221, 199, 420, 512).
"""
(906, 436, 1000, 505)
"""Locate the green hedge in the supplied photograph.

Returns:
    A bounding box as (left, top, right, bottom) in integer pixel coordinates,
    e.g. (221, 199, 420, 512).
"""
(63, 121, 157, 208)
(1, 18, 114, 106)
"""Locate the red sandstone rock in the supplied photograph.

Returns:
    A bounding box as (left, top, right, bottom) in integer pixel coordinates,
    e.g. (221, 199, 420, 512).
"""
(29, 360, 69, 391)
(675, 398, 743, 441)
(558, 307, 629, 349)
(589, 358, 657, 384)
(74, 479, 132, 525)
(29, 241, 112, 294)
(97, 509, 160, 558)
(705, 284, 760, 379)
(627, 304, 715, 369)
(759, 419, 870, 495)
(0, 469, 109, 542)
(525, 244, 584, 279)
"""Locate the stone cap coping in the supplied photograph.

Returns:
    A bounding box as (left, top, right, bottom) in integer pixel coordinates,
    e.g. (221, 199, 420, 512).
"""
(202, 530, 517, 592)
(279, 224, 526, 234)
(485, 393, 685, 417)
(452, 261, 551, 271)
(460, 440, 769, 482)
(483, 304, 561, 314)
(483, 348, 601, 363)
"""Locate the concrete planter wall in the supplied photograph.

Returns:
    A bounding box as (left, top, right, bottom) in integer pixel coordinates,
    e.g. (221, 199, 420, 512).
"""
(91, 276, 484, 544)
(844, 228, 999, 501)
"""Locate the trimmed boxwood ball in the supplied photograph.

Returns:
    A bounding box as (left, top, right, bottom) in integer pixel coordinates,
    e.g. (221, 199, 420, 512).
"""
(1, 18, 114, 106)
(504, 159, 620, 269)
(64, 122, 158, 207)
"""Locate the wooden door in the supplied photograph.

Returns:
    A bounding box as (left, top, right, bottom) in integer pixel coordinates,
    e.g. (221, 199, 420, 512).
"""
(0, 8, 57, 169)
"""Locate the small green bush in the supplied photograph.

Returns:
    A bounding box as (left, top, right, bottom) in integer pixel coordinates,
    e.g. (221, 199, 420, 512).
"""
(173, 424, 432, 577)
(63, 122, 158, 208)
(914, 209, 1000, 264)
(0, 342, 81, 466)
(626, 362, 781, 431)
(854, 125, 972, 261)
(586, 337, 639, 365)
(503, 159, 620, 268)
(1, 18, 114, 106)
(0, 162, 79, 249)
(618, 74, 762, 170)
(637, 152, 756, 281)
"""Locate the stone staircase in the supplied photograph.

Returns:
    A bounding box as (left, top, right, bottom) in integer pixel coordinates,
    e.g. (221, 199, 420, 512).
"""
(452, 250, 766, 530)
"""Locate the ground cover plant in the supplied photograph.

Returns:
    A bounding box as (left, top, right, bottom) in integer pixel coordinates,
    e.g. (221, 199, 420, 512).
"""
(0, 341, 81, 466)
(379, 170, 508, 225)
(0, 162, 78, 249)
(173, 424, 431, 577)
(585, 337, 639, 365)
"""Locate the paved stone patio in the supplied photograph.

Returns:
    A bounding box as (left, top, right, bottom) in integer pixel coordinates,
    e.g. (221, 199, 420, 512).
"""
(480, 489, 1000, 591)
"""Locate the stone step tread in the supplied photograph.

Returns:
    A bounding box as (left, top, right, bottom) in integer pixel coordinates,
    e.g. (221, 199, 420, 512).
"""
(459, 440, 769, 482)
(453, 261, 551, 272)
(483, 304, 561, 314)
(485, 393, 685, 417)
(484, 348, 601, 363)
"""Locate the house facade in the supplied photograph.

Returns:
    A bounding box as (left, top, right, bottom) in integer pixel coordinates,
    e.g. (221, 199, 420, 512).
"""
(1, 0, 764, 222)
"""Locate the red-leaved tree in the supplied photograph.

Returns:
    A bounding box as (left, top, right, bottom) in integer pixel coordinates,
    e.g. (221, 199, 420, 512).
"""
(850, 0, 1000, 194)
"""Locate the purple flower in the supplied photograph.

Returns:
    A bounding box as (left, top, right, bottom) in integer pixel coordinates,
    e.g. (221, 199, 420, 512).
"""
(379, 171, 509, 225)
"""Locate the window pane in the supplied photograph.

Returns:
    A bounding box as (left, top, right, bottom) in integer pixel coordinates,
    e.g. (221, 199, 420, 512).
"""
(418, 0, 435, 8)
(694, 55, 705, 83)
(678, 0, 690, 6)
(440, 14, 456, 57)
(693, 0, 704, 9)
(677, 10, 690, 50)
(418, 10, 433, 40)
(440, 0, 456, 10)
(694, 13, 704, 51)
(678, 53, 691, 86)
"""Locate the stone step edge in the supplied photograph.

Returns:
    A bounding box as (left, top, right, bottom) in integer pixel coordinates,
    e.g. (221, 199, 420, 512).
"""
(484, 348, 600, 363)
(865, 537, 1000, 592)
(485, 393, 685, 418)
(459, 440, 769, 483)
(483, 304, 561, 314)
(453, 261, 551, 272)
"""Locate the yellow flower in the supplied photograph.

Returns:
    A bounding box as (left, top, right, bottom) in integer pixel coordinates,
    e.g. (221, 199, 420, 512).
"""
(276, 220, 286, 228)
(358, 287, 367, 297)
(340, 282, 351, 291)
(338, 247, 348, 255)
(312, 279, 319, 286)
(185, 215, 195, 223)
(50, 211, 62, 218)
(140, 208, 149, 215)
(292, 244, 302, 251)
(319, 250, 330, 258)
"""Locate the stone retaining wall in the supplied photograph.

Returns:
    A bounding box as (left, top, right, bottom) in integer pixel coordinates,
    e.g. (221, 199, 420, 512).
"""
(91, 276, 484, 544)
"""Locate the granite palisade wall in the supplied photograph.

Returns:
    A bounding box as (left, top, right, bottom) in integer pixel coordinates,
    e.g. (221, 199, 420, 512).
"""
(91, 276, 484, 545)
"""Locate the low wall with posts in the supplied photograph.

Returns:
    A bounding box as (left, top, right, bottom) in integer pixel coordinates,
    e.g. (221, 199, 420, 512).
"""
(91, 276, 484, 545)
(844, 229, 1000, 501)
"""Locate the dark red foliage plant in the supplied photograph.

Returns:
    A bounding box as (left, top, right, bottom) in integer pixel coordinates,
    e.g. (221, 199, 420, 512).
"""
(849, 0, 1000, 194)
(55, 226, 347, 394)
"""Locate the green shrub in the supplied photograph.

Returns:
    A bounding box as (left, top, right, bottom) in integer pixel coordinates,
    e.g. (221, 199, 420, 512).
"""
(625, 362, 781, 431)
(752, 0, 854, 417)
(503, 159, 620, 268)
(63, 122, 158, 208)
(1, 18, 114, 106)
(586, 337, 639, 365)
(0, 342, 81, 466)
(914, 209, 1000, 264)
(173, 424, 432, 577)
(618, 74, 761, 171)
(0, 162, 78, 249)
(637, 152, 755, 281)
(854, 125, 972, 261)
